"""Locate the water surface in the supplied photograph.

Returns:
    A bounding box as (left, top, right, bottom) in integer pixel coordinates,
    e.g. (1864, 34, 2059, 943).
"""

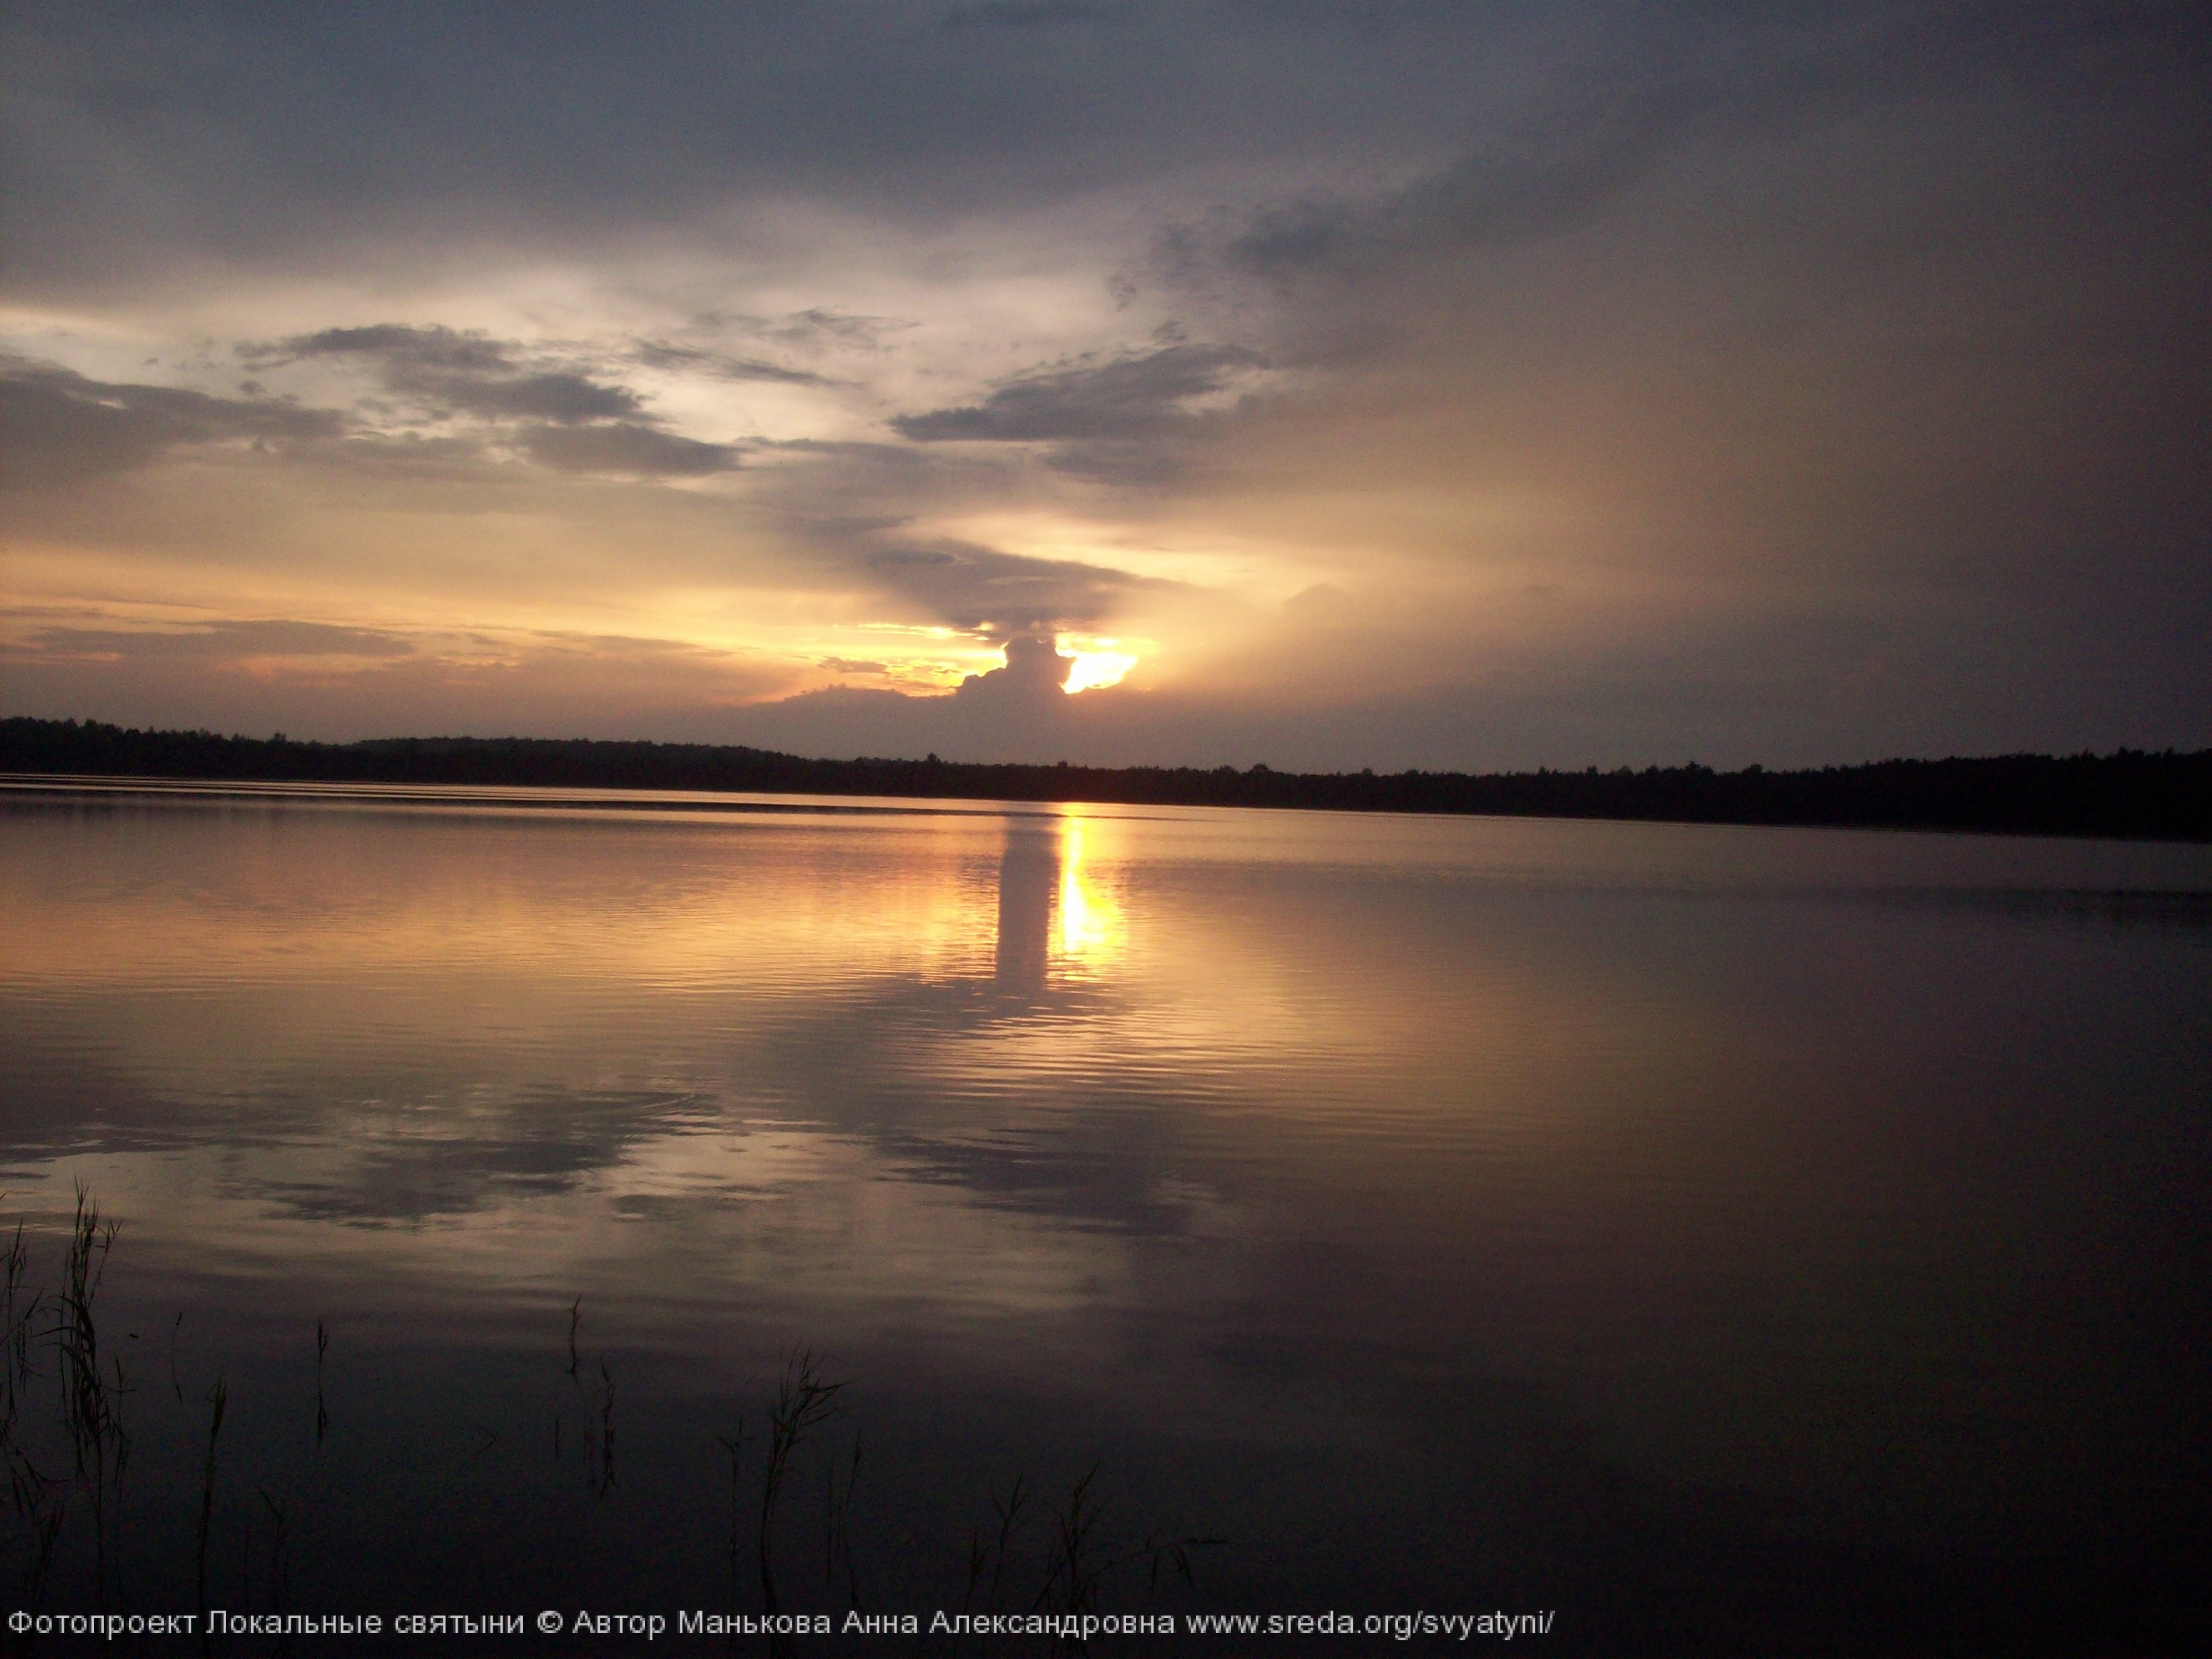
(3, 781, 2207, 1652)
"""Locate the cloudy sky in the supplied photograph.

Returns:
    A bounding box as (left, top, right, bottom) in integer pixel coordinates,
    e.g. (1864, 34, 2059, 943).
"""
(3, 1, 2206, 770)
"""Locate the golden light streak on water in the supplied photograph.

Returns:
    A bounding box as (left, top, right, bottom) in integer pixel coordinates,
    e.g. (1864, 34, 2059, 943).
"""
(1054, 817, 1123, 966)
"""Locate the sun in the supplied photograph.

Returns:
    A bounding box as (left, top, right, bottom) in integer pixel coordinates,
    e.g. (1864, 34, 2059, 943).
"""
(1062, 652, 1137, 694)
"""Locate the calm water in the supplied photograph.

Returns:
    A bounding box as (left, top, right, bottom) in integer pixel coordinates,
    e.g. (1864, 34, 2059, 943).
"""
(3, 780, 2208, 1653)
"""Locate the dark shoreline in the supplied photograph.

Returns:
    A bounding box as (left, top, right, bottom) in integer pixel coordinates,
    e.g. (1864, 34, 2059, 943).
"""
(5, 715, 2208, 842)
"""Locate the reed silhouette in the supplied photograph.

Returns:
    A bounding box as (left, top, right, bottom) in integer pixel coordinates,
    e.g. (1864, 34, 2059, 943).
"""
(0, 1191, 1217, 1652)
(195, 1378, 225, 1656)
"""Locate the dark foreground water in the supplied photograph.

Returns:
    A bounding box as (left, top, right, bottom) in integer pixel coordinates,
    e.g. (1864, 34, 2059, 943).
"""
(2, 780, 2208, 1655)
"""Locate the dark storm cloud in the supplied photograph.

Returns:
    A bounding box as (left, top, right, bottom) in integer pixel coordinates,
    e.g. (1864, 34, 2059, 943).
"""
(864, 540, 1168, 638)
(0, 2, 1558, 299)
(1123, 4, 2212, 309)
(1136, 3, 2211, 293)
(0, 354, 346, 486)
(229, 321, 754, 476)
(521, 421, 740, 478)
(258, 324, 515, 374)
(11, 2, 2206, 308)
(889, 340, 1267, 485)
(247, 324, 644, 423)
(893, 343, 1263, 443)
(1, 341, 736, 487)
(434, 372, 640, 423)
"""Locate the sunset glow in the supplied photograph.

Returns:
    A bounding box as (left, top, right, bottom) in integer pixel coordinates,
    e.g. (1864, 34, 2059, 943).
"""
(1, 6, 2201, 770)
(1062, 652, 1137, 695)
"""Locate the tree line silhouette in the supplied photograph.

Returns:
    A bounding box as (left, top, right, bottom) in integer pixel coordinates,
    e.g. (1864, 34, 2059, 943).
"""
(4, 716, 2206, 840)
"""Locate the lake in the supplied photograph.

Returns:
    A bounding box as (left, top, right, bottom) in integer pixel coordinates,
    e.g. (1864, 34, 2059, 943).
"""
(2, 779, 2207, 1653)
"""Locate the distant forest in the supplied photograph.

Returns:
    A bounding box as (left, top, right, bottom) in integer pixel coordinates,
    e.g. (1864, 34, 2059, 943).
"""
(5, 716, 2209, 841)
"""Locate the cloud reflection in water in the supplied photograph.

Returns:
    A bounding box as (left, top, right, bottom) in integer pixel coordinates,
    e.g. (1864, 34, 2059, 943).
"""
(2, 783, 2209, 1638)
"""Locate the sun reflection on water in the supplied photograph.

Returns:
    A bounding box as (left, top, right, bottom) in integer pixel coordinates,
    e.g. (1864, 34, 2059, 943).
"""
(1056, 819, 1122, 966)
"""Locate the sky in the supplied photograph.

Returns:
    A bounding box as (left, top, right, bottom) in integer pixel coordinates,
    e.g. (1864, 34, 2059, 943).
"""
(3, 0, 2207, 771)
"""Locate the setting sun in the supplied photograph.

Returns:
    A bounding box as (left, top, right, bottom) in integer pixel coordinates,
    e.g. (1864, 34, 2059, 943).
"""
(1062, 652, 1137, 695)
